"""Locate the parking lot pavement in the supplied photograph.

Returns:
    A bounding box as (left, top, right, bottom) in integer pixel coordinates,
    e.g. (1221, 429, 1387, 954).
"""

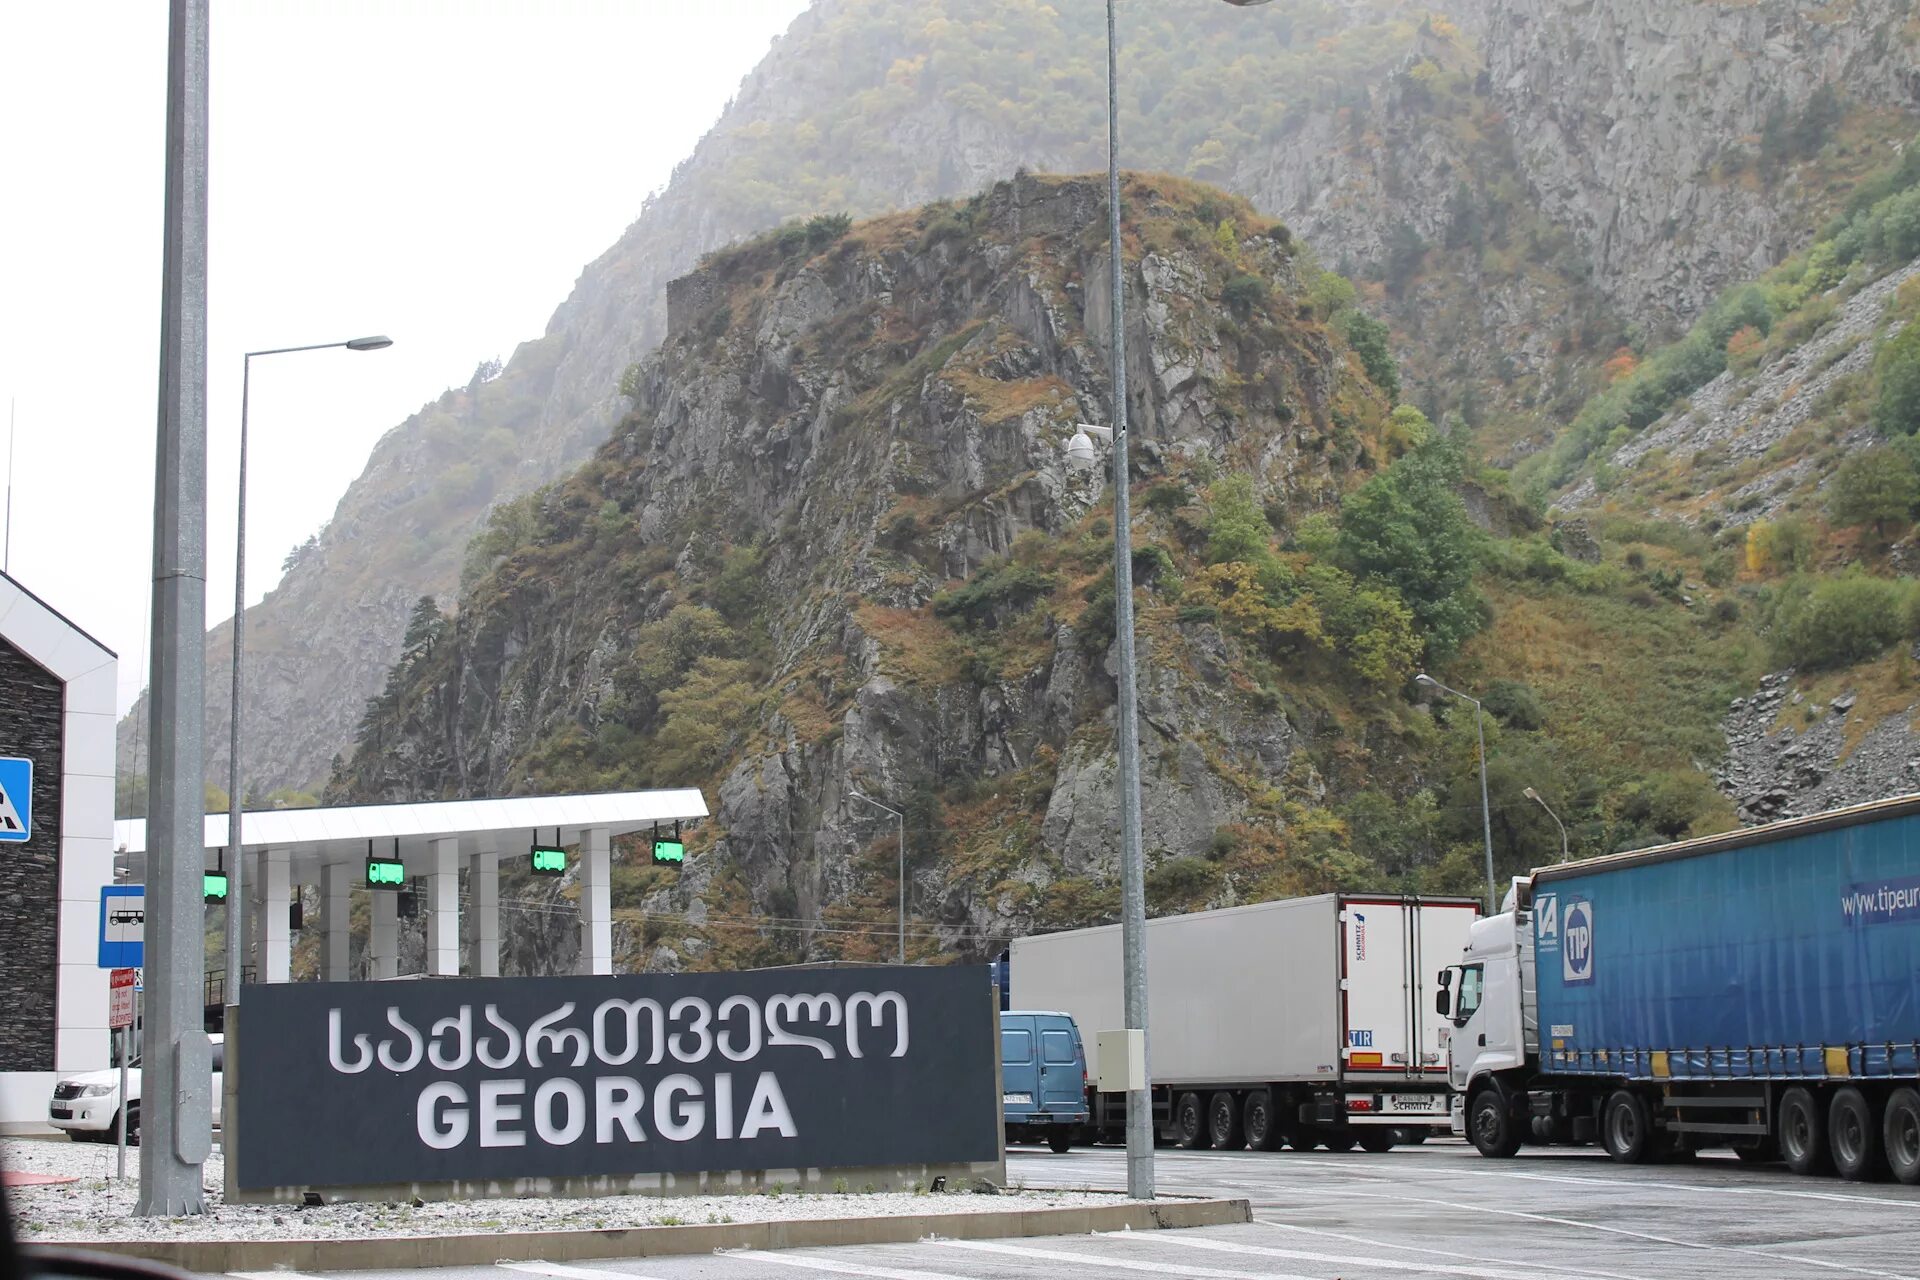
(203, 1140, 1920, 1280)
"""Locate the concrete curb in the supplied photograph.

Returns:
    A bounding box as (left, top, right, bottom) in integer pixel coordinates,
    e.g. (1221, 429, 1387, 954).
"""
(30, 1197, 1250, 1272)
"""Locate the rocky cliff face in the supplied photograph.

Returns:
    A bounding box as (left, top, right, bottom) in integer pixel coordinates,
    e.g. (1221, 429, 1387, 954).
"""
(123, 0, 1920, 801)
(1481, 0, 1919, 330)
(331, 175, 1405, 966)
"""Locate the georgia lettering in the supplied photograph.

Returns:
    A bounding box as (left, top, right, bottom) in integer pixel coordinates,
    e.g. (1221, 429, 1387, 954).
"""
(323, 989, 910, 1152)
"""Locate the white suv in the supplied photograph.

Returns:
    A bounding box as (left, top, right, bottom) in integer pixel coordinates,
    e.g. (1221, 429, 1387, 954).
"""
(48, 1035, 223, 1143)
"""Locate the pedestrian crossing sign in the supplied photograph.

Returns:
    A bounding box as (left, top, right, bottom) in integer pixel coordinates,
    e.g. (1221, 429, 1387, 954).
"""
(0, 756, 30, 842)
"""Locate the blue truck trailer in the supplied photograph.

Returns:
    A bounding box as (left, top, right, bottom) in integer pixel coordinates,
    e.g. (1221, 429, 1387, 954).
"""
(1440, 794, 1920, 1182)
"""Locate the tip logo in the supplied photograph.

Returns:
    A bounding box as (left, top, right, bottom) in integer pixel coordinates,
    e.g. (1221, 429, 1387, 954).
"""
(1562, 899, 1594, 985)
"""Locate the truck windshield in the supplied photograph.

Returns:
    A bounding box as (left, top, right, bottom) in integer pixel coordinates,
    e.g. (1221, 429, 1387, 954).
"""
(1454, 964, 1484, 1025)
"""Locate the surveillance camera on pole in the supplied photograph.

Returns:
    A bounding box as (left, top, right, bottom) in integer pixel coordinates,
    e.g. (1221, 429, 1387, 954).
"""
(1066, 424, 1113, 472)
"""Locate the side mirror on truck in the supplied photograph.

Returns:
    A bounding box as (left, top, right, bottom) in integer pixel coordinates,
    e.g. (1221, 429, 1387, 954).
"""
(1435, 988, 1451, 1016)
(1436, 969, 1452, 988)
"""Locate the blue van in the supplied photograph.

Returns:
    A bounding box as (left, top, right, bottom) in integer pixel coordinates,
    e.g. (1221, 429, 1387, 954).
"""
(1001, 1010, 1089, 1152)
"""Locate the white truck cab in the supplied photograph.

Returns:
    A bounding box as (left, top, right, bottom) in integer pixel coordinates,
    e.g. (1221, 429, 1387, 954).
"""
(1439, 884, 1537, 1145)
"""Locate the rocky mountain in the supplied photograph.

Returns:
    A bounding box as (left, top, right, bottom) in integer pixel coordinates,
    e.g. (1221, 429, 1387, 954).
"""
(328, 174, 1473, 967)
(121, 0, 1920, 800)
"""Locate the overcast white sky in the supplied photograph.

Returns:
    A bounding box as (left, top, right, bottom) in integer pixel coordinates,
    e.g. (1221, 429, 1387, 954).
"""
(0, 1, 810, 714)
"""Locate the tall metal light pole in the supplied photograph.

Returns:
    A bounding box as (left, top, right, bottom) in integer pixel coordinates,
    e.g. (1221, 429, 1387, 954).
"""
(141, 0, 212, 1217)
(848, 791, 906, 963)
(225, 336, 389, 1006)
(1099, 0, 1272, 1203)
(1524, 786, 1569, 863)
(1101, 0, 1154, 1203)
(1417, 673, 1496, 911)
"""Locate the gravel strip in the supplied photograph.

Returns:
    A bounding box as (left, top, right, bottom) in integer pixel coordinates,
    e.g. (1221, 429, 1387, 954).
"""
(1, 1138, 1127, 1242)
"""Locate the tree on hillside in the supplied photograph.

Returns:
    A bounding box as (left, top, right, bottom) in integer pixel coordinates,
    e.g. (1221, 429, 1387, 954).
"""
(1876, 321, 1920, 436)
(1334, 421, 1483, 658)
(1827, 447, 1920, 537)
(1345, 311, 1400, 401)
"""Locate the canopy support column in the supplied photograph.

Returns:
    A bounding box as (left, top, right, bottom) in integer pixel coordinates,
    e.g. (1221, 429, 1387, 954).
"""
(579, 827, 612, 975)
(470, 850, 500, 977)
(258, 847, 290, 983)
(321, 860, 352, 982)
(369, 885, 398, 980)
(426, 837, 460, 976)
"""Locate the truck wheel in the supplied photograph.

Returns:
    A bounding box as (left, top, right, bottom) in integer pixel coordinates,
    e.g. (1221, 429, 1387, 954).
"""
(1047, 1131, 1073, 1154)
(1174, 1092, 1212, 1149)
(1601, 1091, 1656, 1164)
(1323, 1132, 1359, 1152)
(1829, 1087, 1887, 1182)
(1882, 1088, 1920, 1185)
(1469, 1087, 1521, 1159)
(1244, 1090, 1283, 1151)
(1779, 1087, 1831, 1176)
(1208, 1092, 1245, 1150)
(1358, 1129, 1397, 1153)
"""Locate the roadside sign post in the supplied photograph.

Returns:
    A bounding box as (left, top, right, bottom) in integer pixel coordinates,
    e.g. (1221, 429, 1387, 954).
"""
(110, 968, 136, 1181)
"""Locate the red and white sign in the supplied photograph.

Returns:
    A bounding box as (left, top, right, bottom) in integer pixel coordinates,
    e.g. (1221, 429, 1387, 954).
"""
(108, 967, 137, 1030)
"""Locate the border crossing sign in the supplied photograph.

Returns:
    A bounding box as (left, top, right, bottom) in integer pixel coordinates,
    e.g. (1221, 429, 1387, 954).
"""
(99, 885, 145, 969)
(0, 756, 30, 841)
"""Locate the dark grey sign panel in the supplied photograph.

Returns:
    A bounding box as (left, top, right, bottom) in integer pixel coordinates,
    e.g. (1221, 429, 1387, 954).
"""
(236, 966, 998, 1189)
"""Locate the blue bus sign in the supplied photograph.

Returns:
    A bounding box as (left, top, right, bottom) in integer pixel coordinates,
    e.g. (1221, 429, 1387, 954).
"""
(99, 885, 145, 969)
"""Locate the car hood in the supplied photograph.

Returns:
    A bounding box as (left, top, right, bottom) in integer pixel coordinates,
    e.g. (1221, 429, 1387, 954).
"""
(57, 1069, 134, 1089)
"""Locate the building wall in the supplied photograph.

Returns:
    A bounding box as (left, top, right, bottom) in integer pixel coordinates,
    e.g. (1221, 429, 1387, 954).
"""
(0, 573, 116, 1131)
(0, 636, 63, 1071)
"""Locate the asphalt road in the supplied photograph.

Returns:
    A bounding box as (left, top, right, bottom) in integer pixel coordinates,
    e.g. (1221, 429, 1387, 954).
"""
(206, 1140, 1920, 1280)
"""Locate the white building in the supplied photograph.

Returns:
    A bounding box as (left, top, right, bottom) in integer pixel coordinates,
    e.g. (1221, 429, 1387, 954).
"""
(0, 571, 115, 1132)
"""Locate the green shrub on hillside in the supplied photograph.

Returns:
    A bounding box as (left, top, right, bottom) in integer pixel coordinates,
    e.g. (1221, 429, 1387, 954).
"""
(1768, 571, 1914, 669)
(1826, 446, 1920, 534)
(1875, 321, 1920, 437)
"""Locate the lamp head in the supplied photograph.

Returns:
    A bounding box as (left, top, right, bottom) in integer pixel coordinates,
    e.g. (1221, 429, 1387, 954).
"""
(1524, 787, 1541, 802)
(345, 335, 393, 351)
(1414, 673, 1437, 688)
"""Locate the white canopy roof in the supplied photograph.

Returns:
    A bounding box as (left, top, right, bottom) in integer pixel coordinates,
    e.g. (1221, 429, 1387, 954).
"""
(114, 788, 709, 872)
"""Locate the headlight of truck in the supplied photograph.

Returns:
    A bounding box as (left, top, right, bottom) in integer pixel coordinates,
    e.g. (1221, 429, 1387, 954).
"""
(78, 1084, 114, 1097)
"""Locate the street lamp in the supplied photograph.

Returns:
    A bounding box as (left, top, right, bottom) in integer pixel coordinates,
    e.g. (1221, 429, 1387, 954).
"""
(1415, 673, 1496, 912)
(1090, 0, 1269, 1202)
(1524, 786, 1569, 863)
(848, 790, 906, 964)
(225, 335, 390, 1005)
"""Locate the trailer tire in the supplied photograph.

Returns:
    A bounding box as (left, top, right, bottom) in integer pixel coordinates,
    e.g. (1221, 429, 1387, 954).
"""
(1779, 1087, 1831, 1176)
(1882, 1088, 1920, 1185)
(1469, 1087, 1521, 1159)
(1207, 1092, 1244, 1150)
(1244, 1090, 1283, 1151)
(1174, 1092, 1211, 1149)
(1358, 1129, 1397, 1153)
(1602, 1090, 1656, 1164)
(1830, 1086, 1886, 1182)
(1323, 1133, 1359, 1152)
(1047, 1132, 1073, 1154)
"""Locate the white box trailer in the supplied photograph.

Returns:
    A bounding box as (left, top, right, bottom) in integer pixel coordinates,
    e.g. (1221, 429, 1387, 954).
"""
(1011, 893, 1478, 1151)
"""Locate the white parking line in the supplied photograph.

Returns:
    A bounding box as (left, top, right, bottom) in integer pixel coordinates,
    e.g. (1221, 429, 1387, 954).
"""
(1267, 1184, 1920, 1280)
(229, 1272, 327, 1280)
(497, 1262, 629, 1280)
(1252, 1221, 1654, 1280)
(718, 1251, 971, 1280)
(936, 1238, 1317, 1279)
(1104, 1227, 1626, 1280)
(1461, 1165, 1920, 1210)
